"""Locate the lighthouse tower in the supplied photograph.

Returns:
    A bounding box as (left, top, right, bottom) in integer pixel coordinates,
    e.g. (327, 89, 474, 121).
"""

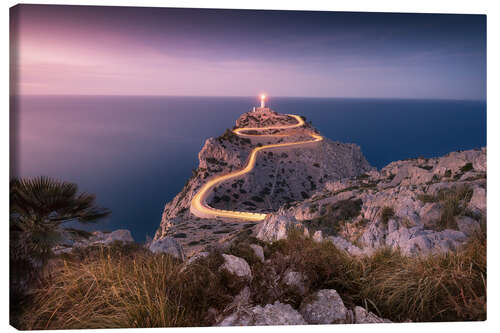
(253, 94, 269, 112)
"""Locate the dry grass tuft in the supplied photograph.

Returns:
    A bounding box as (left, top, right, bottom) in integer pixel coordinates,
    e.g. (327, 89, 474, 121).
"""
(19, 245, 238, 329)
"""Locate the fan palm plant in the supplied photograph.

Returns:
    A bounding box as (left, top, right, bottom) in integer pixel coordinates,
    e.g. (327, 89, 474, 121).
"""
(10, 176, 110, 268)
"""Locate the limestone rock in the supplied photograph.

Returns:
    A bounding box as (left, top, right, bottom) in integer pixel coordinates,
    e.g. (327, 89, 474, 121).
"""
(328, 236, 364, 256)
(469, 187, 486, 214)
(220, 254, 252, 280)
(53, 229, 135, 254)
(419, 203, 441, 226)
(257, 214, 300, 242)
(312, 230, 323, 242)
(223, 286, 252, 314)
(385, 226, 467, 256)
(360, 221, 386, 249)
(93, 229, 134, 245)
(456, 216, 481, 236)
(299, 289, 348, 324)
(149, 237, 185, 260)
(218, 301, 306, 326)
(185, 251, 209, 265)
(250, 244, 265, 262)
(353, 306, 391, 324)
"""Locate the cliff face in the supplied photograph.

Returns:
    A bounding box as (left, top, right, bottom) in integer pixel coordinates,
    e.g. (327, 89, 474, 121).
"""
(154, 109, 373, 252)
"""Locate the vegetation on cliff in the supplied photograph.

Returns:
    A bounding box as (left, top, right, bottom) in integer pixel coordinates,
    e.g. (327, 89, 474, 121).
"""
(16, 224, 485, 329)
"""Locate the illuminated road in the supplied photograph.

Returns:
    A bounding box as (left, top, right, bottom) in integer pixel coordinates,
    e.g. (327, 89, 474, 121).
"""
(190, 114, 323, 221)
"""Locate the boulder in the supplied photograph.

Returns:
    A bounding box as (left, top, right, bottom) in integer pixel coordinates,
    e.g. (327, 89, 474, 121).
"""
(419, 203, 441, 226)
(469, 187, 486, 214)
(220, 254, 252, 280)
(250, 244, 265, 262)
(299, 289, 348, 324)
(328, 236, 364, 256)
(456, 216, 481, 236)
(186, 251, 209, 265)
(149, 237, 185, 260)
(353, 306, 391, 324)
(218, 301, 306, 326)
(312, 230, 323, 242)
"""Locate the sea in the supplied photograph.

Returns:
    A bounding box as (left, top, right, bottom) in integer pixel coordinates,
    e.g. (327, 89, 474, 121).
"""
(12, 96, 487, 241)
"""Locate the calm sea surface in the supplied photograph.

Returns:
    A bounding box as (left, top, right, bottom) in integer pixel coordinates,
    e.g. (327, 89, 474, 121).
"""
(12, 96, 486, 241)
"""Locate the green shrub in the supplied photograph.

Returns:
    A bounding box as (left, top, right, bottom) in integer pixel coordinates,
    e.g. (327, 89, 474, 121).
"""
(305, 199, 362, 236)
(460, 163, 474, 173)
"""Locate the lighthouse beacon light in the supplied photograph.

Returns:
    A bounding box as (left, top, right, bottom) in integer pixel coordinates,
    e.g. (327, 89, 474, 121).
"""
(260, 94, 266, 108)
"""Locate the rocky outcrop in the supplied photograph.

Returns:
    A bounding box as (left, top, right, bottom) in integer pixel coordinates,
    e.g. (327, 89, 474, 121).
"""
(273, 148, 487, 257)
(256, 214, 299, 242)
(53, 229, 134, 254)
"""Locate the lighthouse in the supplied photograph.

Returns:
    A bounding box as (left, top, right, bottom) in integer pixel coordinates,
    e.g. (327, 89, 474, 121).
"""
(252, 94, 270, 112)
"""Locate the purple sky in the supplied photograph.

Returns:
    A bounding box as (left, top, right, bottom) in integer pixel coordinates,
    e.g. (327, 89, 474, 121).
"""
(10, 5, 486, 99)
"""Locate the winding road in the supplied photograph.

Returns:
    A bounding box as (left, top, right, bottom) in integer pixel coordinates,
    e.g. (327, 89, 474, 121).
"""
(190, 114, 323, 221)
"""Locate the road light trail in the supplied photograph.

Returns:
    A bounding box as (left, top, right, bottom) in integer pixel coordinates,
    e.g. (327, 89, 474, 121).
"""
(190, 114, 323, 221)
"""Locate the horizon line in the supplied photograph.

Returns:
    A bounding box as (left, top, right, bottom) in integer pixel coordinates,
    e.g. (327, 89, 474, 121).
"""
(10, 94, 486, 102)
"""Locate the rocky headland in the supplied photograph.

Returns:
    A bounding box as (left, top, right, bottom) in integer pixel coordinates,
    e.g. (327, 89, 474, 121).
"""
(152, 108, 486, 259)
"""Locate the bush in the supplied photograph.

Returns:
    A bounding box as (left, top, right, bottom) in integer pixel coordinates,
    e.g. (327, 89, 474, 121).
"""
(304, 199, 362, 236)
(460, 163, 474, 173)
(380, 206, 395, 225)
(436, 185, 473, 230)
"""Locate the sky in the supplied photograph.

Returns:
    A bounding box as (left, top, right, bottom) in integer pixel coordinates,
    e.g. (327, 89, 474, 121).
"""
(10, 5, 486, 100)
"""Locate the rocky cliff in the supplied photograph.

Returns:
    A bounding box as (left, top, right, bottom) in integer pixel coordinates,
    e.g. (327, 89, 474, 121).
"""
(154, 108, 373, 254)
